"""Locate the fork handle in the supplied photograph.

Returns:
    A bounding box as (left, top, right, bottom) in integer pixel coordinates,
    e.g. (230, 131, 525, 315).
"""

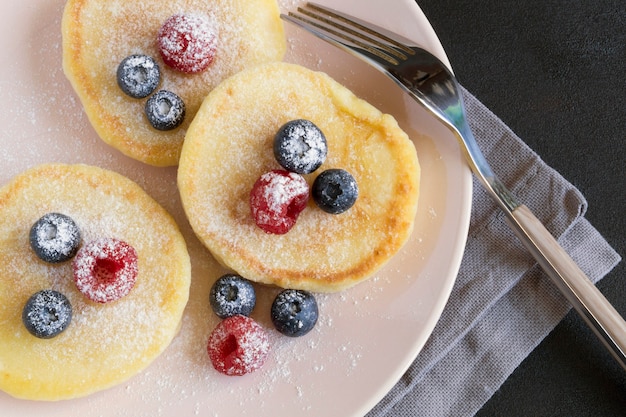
(507, 204, 626, 370)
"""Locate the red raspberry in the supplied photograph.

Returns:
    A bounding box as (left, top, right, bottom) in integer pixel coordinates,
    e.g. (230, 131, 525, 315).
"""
(157, 13, 217, 74)
(207, 315, 270, 376)
(73, 238, 138, 303)
(250, 170, 310, 234)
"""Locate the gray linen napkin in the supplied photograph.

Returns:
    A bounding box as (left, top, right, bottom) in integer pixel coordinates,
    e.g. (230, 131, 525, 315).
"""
(367, 88, 622, 417)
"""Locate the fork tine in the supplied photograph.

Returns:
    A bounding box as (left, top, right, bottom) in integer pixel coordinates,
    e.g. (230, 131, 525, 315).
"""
(282, 2, 416, 67)
(304, 3, 418, 52)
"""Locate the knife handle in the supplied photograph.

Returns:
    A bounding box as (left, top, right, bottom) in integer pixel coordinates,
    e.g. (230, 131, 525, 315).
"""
(506, 204, 626, 370)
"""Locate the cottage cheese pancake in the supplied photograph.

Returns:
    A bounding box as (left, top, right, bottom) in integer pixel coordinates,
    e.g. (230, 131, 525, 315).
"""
(62, 0, 286, 166)
(0, 164, 191, 400)
(178, 62, 420, 292)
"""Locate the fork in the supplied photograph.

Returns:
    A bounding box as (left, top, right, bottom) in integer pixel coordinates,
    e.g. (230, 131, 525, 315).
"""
(282, 2, 626, 370)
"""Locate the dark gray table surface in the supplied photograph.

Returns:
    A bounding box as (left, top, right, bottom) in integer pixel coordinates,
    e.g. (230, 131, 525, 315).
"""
(415, 0, 626, 416)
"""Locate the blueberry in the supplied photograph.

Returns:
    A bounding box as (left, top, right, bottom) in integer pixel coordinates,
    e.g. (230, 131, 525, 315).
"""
(312, 169, 358, 214)
(30, 213, 81, 263)
(271, 289, 318, 337)
(145, 90, 186, 131)
(273, 119, 327, 174)
(117, 54, 161, 99)
(22, 290, 72, 339)
(209, 274, 256, 319)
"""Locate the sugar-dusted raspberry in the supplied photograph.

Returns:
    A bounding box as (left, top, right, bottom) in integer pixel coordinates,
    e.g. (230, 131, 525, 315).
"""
(207, 315, 270, 376)
(250, 170, 310, 235)
(73, 238, 138, 303)
(157, 13, 218, 74)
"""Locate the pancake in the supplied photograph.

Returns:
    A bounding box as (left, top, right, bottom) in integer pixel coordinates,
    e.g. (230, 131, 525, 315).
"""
(0, 164, 191, 400)
(62, 0, 286, 166)
(178, 62, 420, 292)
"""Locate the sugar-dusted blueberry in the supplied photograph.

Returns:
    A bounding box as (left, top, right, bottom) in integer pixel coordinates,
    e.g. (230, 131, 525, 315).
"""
(271, 289, 318, 337)
(273, 119, 327, 174)
(209, 274, 256, 319)
(145, 90, 186, 131)
(312, 169, 358, 214)
(250, 170, 310, 235)
(30, 213, 81, 263)
(117, 54, 161, 99)
(22, 289, 72, 339)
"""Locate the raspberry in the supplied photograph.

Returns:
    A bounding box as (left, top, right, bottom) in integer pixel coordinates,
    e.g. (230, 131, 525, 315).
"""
(73, 238, 138, 303)
(250, 170, 310, 235)
(157, 13, 217, 74)
(207, 315, 270, 376)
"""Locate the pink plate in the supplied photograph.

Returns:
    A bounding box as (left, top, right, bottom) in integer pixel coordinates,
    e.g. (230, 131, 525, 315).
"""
(0, 0, 471, 415)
